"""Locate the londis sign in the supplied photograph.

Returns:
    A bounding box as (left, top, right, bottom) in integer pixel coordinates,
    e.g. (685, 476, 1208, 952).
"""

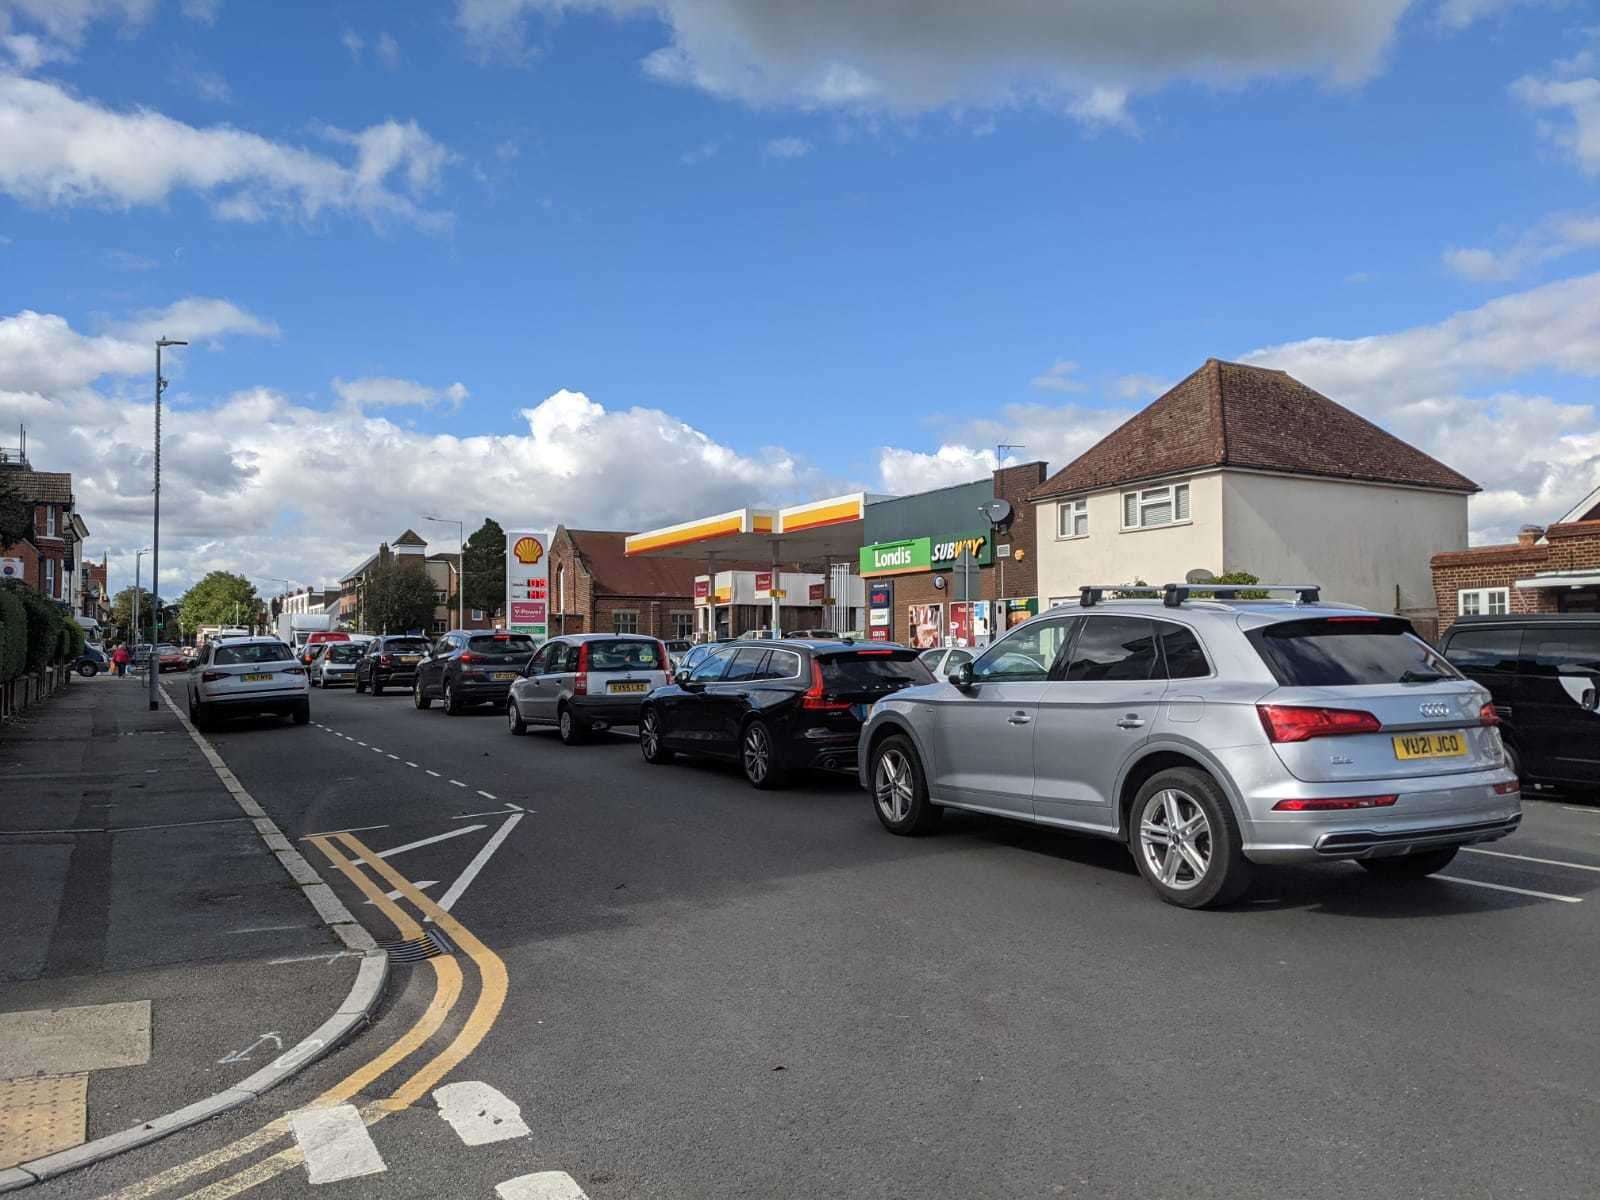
(861, 532, 991, 576)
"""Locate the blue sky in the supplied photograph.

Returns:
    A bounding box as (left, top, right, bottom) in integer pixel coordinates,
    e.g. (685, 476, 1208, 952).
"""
(2, 1, 1599, 595)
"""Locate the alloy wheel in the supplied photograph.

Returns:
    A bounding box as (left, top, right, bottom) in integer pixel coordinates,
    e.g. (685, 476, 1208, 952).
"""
(742, 724, 769, 783)
(874, 747, 914, 823)
(1139, 788, 1212, 891)
(641, 713, 658, 757)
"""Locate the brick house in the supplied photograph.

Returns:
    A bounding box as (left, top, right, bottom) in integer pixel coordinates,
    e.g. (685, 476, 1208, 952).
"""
(1432, 488, 1600, 637)
(548, 528, 704, 640)
(0, 459, 79, 606)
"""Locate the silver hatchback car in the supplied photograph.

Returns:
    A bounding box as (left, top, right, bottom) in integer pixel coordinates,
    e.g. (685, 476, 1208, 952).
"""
(506, 633, 671, 744)
(857, 585, 1522, 908)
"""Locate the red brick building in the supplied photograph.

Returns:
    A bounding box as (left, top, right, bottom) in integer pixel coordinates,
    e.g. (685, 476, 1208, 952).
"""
(1432, 488, 1600, 637)
(548, 527, 706, 640)
(0, 461, 78, 605)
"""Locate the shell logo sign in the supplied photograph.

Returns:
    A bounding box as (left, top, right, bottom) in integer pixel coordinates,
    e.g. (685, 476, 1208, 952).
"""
(512, 536, 544, 566)
(505, 529, 552, 639)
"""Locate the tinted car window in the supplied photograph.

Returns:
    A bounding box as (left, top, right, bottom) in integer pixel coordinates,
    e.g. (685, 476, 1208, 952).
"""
(468, 634, 536, 654)
(588, 640, 664, 671)
(723, 647, 769, 682)
(541, 643, 571, 672)
(327, 644, 364, 663)
(215, 643, 292, 665)
(688, 648, 733, 682)
(1065, 617, 1158, 682)
(384, 638, 431, 654)
(763, 649, 802, 679)
(918, 649, 944, 669)
(1155, 622, 1210, 679)
(1530, 628, 1600, 674)
(820, 651, 933, 691)
(1249, 617, 1460, 686)
(1443, 628, 1524, 673)
(975, 617, 1077, 682)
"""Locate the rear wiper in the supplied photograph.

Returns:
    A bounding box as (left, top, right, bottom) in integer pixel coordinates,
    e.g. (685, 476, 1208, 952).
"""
(1398, 670, 1446, 683)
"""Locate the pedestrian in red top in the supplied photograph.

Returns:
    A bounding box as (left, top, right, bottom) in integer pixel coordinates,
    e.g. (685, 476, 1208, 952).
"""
(111, 643, 130, 677)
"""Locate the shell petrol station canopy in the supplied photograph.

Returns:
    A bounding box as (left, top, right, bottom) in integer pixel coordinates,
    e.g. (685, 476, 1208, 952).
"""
(624, 492, 874, 564)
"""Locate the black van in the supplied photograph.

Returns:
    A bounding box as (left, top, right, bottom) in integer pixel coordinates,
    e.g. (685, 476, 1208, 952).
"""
(1439, 615, 1600, 790)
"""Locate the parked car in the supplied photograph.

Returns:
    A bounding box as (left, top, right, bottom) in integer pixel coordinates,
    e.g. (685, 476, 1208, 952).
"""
(297, 629, 350, 666)
(918, 645, 975, 679)
(1439, 614, 1600, 790)
(413, 630, 539, 715)
(785, 629, 850, 641)
(185, 637, 309, 729)
(674, 642, 719, 678)
(310, 640, 366, 688)
(355, 635, 433, 695)
(507, 634, 671, 743)
(857, 589, 1521, 908)
(156, 643, 186, 672)
(664, 639, 695, 670)
(639, 639, 933, 788)
(74, 645, 107, 677)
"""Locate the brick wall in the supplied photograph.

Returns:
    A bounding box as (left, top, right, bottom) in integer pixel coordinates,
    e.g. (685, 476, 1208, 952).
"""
(1431, 519, 1600, 635)
(549, 528, 595, 635)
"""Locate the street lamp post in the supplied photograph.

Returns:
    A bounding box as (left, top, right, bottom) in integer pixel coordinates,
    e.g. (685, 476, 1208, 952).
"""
(133, 546, 151, 670)
(423, 516, 465, 631)
(150, 337, 186, 711)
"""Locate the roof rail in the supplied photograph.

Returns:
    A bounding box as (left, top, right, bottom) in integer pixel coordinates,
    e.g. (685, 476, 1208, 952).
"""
(1079, 585, 1163, 608)
(1160, 582, 1321, 607)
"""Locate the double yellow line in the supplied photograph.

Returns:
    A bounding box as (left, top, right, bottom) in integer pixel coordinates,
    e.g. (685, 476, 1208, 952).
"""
(100, 833, 507, 1200)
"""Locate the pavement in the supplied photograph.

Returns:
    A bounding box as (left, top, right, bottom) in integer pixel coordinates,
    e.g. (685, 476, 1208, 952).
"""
(0, 674, 379, 1188)
(9, 679, 1600, 1199)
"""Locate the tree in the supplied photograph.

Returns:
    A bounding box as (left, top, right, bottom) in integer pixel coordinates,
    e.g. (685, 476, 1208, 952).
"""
(0, 474, 32, 550)
(364, 557, 438, 634)
(110, 586, 163, 642)
(461, 518, 506, 616)
(179, 571, 260, 634)
(1194, 570, 1268, 600)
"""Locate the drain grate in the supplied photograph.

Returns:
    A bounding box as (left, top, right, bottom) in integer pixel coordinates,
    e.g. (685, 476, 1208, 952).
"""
(376, 928, 456, 963)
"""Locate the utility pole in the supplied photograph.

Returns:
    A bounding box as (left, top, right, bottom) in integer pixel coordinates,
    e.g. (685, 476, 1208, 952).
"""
(150, 338, 186, 710)
(133, 547, 150, 666)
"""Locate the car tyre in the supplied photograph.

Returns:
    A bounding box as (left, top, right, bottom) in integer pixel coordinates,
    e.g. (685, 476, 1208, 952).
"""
(444, 681, 461, 716)
(78, 662, 98, 678)
(192, 701, 211, 731)
(1130, 767, 1251, 909)
(292, 701, 311, 726)
(639, 707, 674, 764)
(558, 704, 587, 745)
(1502, 740, 1522, 783)
(413, 678, 432, 710)
(508, 699, 527, 736)
(354, 674, 366, 694)
(740, 719, 786, 790)
(370, 675, 383, 696)
(870, 733, 941, 834)
(1358, 847, 1458, 878)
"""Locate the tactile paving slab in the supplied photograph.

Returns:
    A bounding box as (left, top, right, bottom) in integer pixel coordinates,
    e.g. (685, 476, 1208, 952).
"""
(0, 1074, 87, 1168)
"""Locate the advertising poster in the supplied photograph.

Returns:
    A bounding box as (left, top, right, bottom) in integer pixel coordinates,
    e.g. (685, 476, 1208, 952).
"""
(755, 570, 773, 597)
(504, 530, 552, 641)
(908, 603, 943, 650)
(948, 601, 992, 648)
(868, 580, 893, 641)
(809, 582, 825, 603)
(694, 578, 710, 603)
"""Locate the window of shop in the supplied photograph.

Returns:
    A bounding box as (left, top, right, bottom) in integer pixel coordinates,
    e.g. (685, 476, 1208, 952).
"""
(1057, 498, 1088, 539)
(612, 610, 640, 635)
(670, 611, 694, 639)
(1122, 483, 1190, 530)
(1458, 588, 1509, 616)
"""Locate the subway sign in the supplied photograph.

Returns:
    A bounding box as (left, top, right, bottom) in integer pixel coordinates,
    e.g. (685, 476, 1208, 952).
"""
(861, 533, 991, 576)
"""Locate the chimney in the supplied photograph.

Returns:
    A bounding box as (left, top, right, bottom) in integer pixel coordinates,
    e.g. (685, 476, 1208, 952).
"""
(1517, 525, 1544, 548)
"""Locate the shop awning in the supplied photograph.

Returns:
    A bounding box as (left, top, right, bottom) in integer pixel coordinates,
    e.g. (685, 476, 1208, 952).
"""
(625, 492, 875, 564)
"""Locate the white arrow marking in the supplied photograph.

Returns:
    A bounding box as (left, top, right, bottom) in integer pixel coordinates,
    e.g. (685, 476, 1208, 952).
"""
(216, 1032, 284, 1064)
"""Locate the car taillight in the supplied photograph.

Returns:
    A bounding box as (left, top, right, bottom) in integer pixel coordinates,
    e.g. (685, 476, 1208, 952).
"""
(380, 654, 392, 666)
(459, 652, 478, 664)
(802, 660, 849, 711)
(1257, 704, 1382, 743)
(1492, 780, 1520, 795)
(284, 667, 305, 676)
(201, 670, 225, 682)
(574, 642, 590, 695)
(1272, 795, 1398, 811)
(1479, 703, 1500, 727)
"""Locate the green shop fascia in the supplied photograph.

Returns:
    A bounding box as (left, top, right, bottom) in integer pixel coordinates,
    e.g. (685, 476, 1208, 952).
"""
(860, 533, 993, 576)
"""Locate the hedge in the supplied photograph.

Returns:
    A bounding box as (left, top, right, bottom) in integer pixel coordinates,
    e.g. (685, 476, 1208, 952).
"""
(0, 587, 24, 683)
(0, 581, 77, 679)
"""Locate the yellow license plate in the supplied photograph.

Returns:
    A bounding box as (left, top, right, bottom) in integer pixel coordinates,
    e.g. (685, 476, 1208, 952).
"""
(1393, 732, 1466, 761)
(398, 656, 419, 663)
(242, 673, 272, 683)
(609, 681, 648, 694)
(492, 672, 517, 681)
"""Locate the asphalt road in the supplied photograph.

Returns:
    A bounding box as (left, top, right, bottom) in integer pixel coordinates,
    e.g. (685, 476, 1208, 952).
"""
(51, 681, 1600, 1200)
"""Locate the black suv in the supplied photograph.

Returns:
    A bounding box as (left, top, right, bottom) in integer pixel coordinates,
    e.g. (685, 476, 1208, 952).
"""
(413, 630, 539, 714)
(1439, 614, 1600, 789)
(355, 635, 432, 695)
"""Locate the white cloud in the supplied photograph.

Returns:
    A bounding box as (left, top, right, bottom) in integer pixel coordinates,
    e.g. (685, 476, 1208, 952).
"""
(180, 0, 221, 23)
(762, 136, 811, 160)
(3, 32, 68, 70)
(375, 31, 401, 69)
(116, 297, 279, 346)
(341, 29, 364, 60)
(0, 76, 453, 229)
(454, 0, 1411, 123)
(1434, 0, 1545, 30)
(1443, 214, 1600, 281)
(878, 444, 996, 495)
(105, 248, 156, 271)
(1512, 71, 1600, 175)
(1113, 372, 1170, 400)
(332, 376, 469, 412)
(0, 0, 154, 44)
(1029, 359, 1085, 393)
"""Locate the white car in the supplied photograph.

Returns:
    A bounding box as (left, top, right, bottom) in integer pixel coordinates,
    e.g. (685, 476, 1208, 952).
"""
(186, 637, 310, 730)
(310, 641, 365, 687)
(917, 645, 975, 681)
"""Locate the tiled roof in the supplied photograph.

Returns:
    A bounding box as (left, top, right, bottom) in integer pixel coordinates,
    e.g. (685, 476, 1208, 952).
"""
(1029, 359, 1478, 501)
(567, 530, 703, 597)
(393, 528, 428, 547)
(0, 469, 73, 503)
(340, 551, 379, 583)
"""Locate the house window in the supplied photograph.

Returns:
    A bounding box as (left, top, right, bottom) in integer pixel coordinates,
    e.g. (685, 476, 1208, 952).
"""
(45, 505, 57, 537)
(612, 610, 640, 635)
(43, 558, 55, 597)
(1458, 588, 1509, 617)
(1057, 499, 1088, 539)
(671, 611, 695, 639)
(471, 608, 485, 621)
(430, 618, 447, 634)
(1122, 483, 1190, 530)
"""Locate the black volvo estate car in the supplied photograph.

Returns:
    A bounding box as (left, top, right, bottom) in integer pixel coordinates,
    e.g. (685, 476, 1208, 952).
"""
(638, 639, 932, 789)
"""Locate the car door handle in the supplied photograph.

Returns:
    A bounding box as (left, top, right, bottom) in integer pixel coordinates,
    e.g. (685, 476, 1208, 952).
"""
(1007, 712, 1031, 725)
(1116, 716, 1146, 729)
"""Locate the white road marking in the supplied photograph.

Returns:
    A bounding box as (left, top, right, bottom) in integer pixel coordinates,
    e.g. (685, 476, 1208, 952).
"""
(1436, 876, 1582, 903)
(266, 950, 366, 966)
(370, 747, 383, 754)
(354, 741, 367, 747)
(1463, 847, 1600, 873)
(365, 881, 437, 904)
(451, 806, 525, 820)
(433, 812, 524, 916)
(1560, 805, 1600, 815)
(386, 754, 399, 760)
(433, 1081, 530, 1146)
(299, 825, 390, 839)
(404, 761, 419, 768)
(288, 1103, 386, 1184)
(425, 769, 441, 778)
(477, 790, 497, 800)
(496, 1172, 589, 1200)
(377, 825, 486, 858)
(449, 779, 468, 789)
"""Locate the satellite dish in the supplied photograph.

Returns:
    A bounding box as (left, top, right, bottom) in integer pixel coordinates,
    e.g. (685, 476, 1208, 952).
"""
(980, 499, 1013, 527)
(1185, 568, 1216, 585)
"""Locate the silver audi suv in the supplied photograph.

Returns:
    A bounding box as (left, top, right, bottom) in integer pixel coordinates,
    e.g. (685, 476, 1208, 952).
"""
(857, 585, 1522, 908)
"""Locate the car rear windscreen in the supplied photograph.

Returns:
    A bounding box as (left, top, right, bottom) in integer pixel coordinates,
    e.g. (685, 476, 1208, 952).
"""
(468, 635, 536, 653)
(821, 651, 934, 691)
(384, 639, 431, 653)
(1248, 617, 1461, 687)
(215, 643, 293, 665)
(587, 640, 663, 670)
(327, 644, 365, 662)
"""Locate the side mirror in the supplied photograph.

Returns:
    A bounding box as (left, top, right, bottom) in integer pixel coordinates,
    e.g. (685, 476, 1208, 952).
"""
(1583, 687, 1598, 712)
(949, 661, 975, 690)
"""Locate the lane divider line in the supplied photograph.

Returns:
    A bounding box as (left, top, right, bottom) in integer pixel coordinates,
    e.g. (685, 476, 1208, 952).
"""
(449, 779, 468, 789)
(1462, 847, 1600, 874)
(1436, 875, 1582, 903)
